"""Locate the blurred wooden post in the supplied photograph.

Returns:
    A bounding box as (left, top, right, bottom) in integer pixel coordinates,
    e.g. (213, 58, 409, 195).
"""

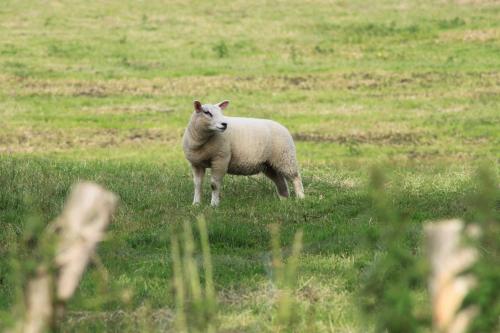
(425, 219, 479, 333)
(22, 267, 52, 333)
(13, 182, 117, 333)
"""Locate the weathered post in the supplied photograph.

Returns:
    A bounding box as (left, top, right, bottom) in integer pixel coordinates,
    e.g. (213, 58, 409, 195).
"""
(425, 219, 479, 333)
(12, 182, 118, 333)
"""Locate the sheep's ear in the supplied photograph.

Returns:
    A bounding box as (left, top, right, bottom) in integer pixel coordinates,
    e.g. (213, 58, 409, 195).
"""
(218, 100, 229, 110)
(194, 100, 203, 113)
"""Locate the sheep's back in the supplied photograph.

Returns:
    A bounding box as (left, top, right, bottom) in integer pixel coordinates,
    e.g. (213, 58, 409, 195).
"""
(225, 117, 294, 175)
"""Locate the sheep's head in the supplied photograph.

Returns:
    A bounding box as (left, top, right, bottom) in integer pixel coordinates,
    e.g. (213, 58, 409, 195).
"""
(193, 100, 229, 133)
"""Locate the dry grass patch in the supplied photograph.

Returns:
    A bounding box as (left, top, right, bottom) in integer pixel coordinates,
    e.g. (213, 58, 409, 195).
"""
(82, 105, 175, 115)
(293, 130, 427, 145)
(0, 127, 179, 153)
(454, 0, 500, 5)
(64, 308, 174, 332)
(440, 29, 499, 42)
(217, 277, 355, 331)
(4, 72, 499, 98)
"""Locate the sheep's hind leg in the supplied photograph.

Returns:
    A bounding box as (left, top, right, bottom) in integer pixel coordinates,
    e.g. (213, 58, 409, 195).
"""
(264, 167, 289, 198)
(292, 175, 305, 199)
(282, 172, 305, 199)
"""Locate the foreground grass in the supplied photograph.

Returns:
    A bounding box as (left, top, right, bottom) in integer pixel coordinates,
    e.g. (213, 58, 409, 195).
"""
(0, 156, 482, 331)
(0, 0, 499, 331)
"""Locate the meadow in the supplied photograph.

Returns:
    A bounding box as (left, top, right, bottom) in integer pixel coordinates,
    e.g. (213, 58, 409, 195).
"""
(0, 0, 499, 331)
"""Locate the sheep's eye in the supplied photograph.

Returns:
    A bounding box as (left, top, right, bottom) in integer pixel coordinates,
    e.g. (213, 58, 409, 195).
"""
(203, 111, 212, 117)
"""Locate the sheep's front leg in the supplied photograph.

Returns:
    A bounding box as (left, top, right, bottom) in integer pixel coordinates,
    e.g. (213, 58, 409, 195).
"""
(192, 165, 205, 205)
(210, 161, 228, 207)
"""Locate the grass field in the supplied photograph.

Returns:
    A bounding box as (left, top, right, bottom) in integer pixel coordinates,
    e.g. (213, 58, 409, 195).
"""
(0, 0, 499, 332)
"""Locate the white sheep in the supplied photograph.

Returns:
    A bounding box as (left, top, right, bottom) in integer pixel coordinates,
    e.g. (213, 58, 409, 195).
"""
(183, 100, 305, 206)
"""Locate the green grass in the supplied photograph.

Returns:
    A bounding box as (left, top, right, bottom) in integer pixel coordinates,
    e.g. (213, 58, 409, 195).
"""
(0, 0, 499, 331)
